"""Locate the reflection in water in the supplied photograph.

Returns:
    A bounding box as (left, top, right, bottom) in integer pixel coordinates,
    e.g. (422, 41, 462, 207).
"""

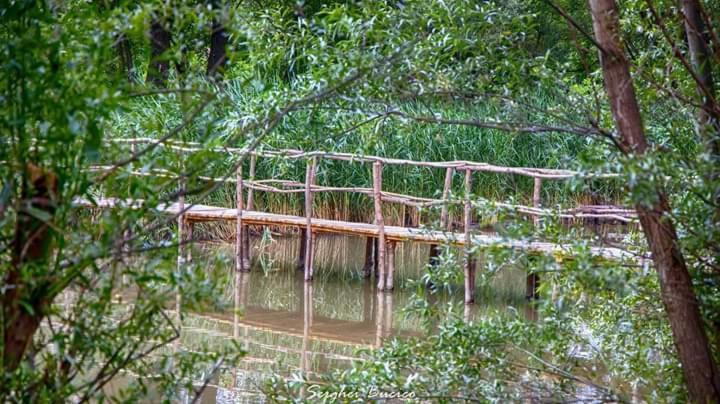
(130, 234, 531, 402)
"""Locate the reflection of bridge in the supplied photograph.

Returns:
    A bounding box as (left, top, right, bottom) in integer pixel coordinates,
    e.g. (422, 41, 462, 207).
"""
(82, 138, 639, 303)
(177, 272, 399, 402)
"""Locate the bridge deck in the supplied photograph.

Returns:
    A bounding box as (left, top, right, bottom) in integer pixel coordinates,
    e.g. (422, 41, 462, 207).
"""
(83, 198, 634, 260)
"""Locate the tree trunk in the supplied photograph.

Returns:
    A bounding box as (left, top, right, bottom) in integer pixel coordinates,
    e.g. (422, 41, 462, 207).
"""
(115, 33, 135, 83)
(207, 22, 229, 79)
(681, 0, 719, 141)
(588, 0, 720, 401)
(146, 19, 172, 87)
(3, 164, 57, 372)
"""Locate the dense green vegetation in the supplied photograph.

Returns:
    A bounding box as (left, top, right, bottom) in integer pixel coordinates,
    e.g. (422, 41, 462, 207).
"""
(2, 0, 719, 402)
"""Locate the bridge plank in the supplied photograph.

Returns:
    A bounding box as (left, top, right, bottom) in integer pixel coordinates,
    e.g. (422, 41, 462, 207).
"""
(76, 198, 638, 261)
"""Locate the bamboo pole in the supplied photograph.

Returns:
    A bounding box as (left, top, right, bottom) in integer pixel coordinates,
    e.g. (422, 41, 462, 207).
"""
(464, 169, 475, 304)
(304, 157, 317, 281)
(386, 241, 397, 291)
(235, 164, 245, 272)
(373, 162, 387, 291)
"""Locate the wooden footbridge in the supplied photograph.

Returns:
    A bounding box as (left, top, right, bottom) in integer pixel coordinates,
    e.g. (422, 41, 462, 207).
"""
(82, 138, 639, 304)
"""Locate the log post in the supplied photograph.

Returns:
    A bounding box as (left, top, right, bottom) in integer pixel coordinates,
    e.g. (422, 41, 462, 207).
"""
(242, 154, 256, 270)
(362, 236, 374, 278)
(386, 240, 397, 291)
(297, 230, 307, 271)
(429, 167, 454, 266)
(526, 177, 542, 299)
(373, 162, 387, 291)
(235, 164, 246, 272)
(304, 157, 317, 281)
(186, 221, 193, 264)
(464, 169, 475, 304)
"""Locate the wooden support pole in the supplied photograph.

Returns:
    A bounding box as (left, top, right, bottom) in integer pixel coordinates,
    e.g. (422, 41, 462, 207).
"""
(373, 162, 387, 291)
(235, 164, 246, 272)
(373, 237, 379, 273)
(362, 236, 374, 278)
(242, 154, 257, 270)
(304, 157, 317, 281)
(527, 177, 542, 298)
(464, 169, 475, 304)
(297, 230, 307, 271)
(386, 240, 397, 291)
(186, 221, 193, 264)
(429, 167, 455, 267)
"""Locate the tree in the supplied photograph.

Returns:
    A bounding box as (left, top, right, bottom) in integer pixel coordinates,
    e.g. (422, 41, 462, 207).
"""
(588, 0, 720, 400)
(147, 17, 172, 86)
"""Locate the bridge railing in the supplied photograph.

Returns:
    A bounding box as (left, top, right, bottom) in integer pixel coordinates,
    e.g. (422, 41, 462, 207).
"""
(98, 137, 636, 302)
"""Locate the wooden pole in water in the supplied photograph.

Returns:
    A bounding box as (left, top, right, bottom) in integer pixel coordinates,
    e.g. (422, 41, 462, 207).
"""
(527, 177, 543, 299)
(362, 236, 374, 278)
(386, 240, 397, 291)
(429, 167, 454, 266)
(235, 164, 245, 272)
(304, 157, 317, 281)
(373, 162, 387, 291)
(243, 154, 256, 270)
(186, 221, 193, 264)
(297, 230, 307, 271)
(464, 169, 475, 304)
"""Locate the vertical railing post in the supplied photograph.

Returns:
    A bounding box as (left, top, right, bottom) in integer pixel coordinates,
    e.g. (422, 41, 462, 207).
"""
(532, 177, 542, 226)
(464, 169, 475, 304)
(304, 157, 317, 281)
(373, 162, 387, 291)
(235, 163, 245, 272)
(429, 167, 454, 266)
(527, 176, 543, 299)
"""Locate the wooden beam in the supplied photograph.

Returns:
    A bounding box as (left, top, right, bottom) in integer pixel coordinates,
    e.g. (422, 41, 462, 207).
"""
(304, 157, 317, 281)
(373, 162, 387, 291)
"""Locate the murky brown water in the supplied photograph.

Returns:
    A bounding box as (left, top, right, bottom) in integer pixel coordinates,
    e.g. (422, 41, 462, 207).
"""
(101, 233, 531, 402)
(166, 233, 530, 403)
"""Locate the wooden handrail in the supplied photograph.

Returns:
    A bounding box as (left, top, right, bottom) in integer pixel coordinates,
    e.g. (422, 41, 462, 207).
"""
(109, 137, 620, 179)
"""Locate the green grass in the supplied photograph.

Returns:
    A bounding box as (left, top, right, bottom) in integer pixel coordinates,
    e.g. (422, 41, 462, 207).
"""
(110, 79, 623, 228)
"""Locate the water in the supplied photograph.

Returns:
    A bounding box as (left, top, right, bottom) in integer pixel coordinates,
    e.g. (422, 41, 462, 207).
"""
(172, 233, 531, 402)
(103, 233, 531, 402)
